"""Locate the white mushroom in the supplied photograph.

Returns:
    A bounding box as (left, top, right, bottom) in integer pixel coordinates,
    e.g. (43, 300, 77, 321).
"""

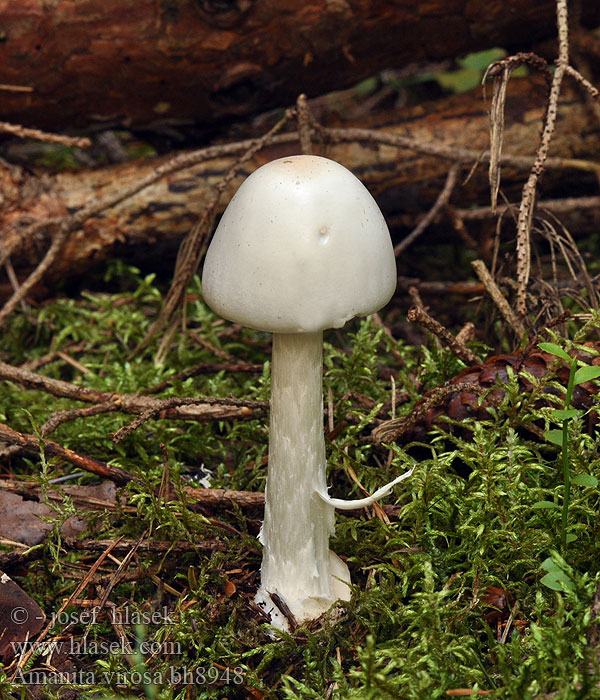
(202, 155, 407, 630)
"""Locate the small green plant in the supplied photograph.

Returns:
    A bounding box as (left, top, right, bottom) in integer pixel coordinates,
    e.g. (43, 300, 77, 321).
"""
(537, 342, 600, 552)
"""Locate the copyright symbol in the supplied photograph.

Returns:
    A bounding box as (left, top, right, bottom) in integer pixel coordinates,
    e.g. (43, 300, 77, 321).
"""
(11, 607, 28, 624)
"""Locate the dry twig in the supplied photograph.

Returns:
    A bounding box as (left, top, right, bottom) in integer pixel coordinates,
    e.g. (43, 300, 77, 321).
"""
(372, 382, 488, 443)
(0, 121, 91, 148)
(455, 195, 600, 221)
(406, 306, 481, 365)
(139, 109, 296, 357)
(320, 126, 599, 174)
(394, 163, 460, 256)
(514, 0, 570, 316)
(565, 64, 600, 101)
(296, 93, 314, 155)
(471, 259, 526, 340)
(485, 52, 552, 213)
(9, 538, 124, 678)
(112, 395, 265, 443)
(0, 360, 266, 423)
(0, 422, 139, 485)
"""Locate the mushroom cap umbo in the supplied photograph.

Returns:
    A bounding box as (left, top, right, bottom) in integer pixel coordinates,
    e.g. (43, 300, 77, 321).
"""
(201, 155, 397, 333)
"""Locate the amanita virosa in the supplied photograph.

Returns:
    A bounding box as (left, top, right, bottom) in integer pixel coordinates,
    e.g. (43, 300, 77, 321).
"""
(202, 155, 411, 630)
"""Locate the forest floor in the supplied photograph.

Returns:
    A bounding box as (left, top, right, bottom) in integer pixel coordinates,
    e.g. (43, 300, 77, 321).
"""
(0, 259, 599, 700)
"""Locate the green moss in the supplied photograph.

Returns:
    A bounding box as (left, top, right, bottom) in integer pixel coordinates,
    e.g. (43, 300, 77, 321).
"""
(1, 264, 600, 698)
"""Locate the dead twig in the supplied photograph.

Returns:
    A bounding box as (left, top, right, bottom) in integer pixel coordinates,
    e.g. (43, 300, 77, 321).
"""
(0, 359, 267, 423)
(485, 52, 553, 213)
(0, 84, 33, 93)
(320, 126, 600, 175)
(0, 121, 91, 148)
(296, 93, 314, 155)
(372, 382, 488, 443)
(454, 195, 600, 220)
(564, 64, 600, 101)
(63, 537, 225, 555)
(40, 400, 122, 436)
(9, 538, 124, 679)
(0, 422, 140, 485)
(139, 109, 296, 357)
(455, 322, 476, 345)
(0, 477, 135, 512)
(406, 306, 482, 366)
(0, 226, 70, 328)
(95, 532, 149, 610)
(394, 163, 460, 256)
(112, 395, 266, 443)
(397, 278, 486, 296)
(471, 259, 526, 340)
(408, 286, 426, 311)
(514, 0, 570, 316)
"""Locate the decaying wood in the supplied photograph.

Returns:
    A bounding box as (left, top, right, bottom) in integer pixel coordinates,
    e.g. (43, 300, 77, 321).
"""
(1, 1, 599, 131)
(3, 77, 600, 294)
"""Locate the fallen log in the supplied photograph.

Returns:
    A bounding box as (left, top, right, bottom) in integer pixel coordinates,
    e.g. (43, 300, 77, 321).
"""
(2, 77, 600, 295)
(1, 0, 599, 131)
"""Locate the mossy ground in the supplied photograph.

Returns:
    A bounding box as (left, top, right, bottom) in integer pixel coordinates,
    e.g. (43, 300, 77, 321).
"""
(1, 262, 599, 700)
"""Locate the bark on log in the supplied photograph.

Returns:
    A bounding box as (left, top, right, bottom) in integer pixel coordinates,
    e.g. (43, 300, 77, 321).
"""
(1, 0, 599, 131)
(2, 76, 600, 295)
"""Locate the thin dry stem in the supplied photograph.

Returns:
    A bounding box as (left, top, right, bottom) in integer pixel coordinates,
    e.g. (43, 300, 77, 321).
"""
(394, 163, 459, 256)
(455, 195, 600, 220)
(372, 382, 488, 443)
(515, 0, 569, 316)
(9, 539, 125, 678)
(136, 109, 295, 355)
(0, 422, 139, 485)
(471, 259, 526, 340)
(296, 94, 314, 154)
(0, 121, 91, 148)
(484, 52, 552, 214)
(0, 359, 267, 423)
(565, 64, 600, 101)
(0, 228, 69, 327)
(406, 306, 481, 365)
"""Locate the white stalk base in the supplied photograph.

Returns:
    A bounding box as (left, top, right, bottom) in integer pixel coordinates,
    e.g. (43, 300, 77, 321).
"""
(255, 551, 351, 632)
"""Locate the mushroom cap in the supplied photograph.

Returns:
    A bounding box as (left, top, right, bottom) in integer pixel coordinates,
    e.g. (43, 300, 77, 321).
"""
(201, 155, 397, 333)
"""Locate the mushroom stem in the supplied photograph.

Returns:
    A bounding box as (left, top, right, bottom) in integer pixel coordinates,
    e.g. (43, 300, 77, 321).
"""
(256, 331, 351, 628)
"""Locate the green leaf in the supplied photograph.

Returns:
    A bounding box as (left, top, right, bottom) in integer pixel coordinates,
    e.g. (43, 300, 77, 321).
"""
(541, 571, 575, 592)
(461, 47, 507, 70)
(532, 500, 560, 509)
(566, 533, 578, 543)
(551, 409, 580, 420)
(434, 66, 481, 93)
(571, 474, 599, 488)
(544, 429, 564, 446)
(538, 343, 571, 361)
(541, 556, 560, 571)
(540, 557, 575, 591)
(573, 365, 600, 385)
